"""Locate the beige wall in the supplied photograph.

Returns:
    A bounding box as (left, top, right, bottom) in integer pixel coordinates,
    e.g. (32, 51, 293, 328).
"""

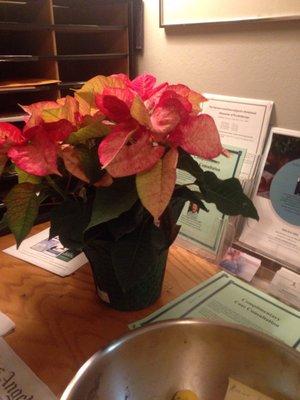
(137, 0, 300, 130)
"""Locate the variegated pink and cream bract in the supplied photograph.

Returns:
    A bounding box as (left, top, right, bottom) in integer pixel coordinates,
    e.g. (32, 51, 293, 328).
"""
(0, 73, 223, 220)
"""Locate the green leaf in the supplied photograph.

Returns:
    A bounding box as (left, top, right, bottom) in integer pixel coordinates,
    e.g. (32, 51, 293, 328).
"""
(16, 167, 41, 184)
(173, 186, 208, 212)
(177, 148, 204, 182)
(4, 183, 40, 247)
(50, 198, 92, 250)
(198, 171, 259, 220)
(0, 213, 8, 232)
(107, 201, 144, 240)
(86, 177, 138, 230)
(77, 145, 104, 183)
(67, 120, 110, 145)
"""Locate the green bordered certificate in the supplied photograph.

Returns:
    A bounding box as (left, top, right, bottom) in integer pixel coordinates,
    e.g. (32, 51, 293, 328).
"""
(177, 146, 246, 254)
(130, 272, 300, 351)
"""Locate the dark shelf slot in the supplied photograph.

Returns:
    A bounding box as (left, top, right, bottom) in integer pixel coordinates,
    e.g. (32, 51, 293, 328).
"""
(0, 22, 127, 33)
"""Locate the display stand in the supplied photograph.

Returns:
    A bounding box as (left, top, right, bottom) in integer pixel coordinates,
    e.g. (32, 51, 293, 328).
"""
(175, 150, 300, 310)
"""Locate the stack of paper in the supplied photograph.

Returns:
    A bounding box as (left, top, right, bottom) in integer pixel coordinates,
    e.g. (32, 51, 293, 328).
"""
(130, 272, 300, 351)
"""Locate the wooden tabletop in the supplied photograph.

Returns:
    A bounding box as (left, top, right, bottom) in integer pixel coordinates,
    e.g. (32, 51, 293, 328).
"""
(0, 223, 219, 397)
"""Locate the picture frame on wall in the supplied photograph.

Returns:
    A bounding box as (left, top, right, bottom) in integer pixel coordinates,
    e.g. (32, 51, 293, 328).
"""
(159, 0, 300, 27)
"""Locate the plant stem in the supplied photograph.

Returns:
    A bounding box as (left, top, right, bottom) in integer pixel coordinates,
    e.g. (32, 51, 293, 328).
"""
(46, 176, 67, 200)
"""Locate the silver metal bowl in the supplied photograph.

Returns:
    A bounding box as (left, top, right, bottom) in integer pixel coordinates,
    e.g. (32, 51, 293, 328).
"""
(61, 320, 300, 400)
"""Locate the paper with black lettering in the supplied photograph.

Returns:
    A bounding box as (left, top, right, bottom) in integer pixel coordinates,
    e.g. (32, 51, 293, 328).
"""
(0, 338, 56, 400)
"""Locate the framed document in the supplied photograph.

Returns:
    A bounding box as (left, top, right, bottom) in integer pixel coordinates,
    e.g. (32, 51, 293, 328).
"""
(160, 0, 300, 27)
(239, 127, 300, 272)
(177, 145, 246, 254)
(201, 94, 273, 180)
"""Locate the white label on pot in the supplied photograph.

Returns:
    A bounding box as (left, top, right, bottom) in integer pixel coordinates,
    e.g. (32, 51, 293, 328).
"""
(97, 288, 110, 304)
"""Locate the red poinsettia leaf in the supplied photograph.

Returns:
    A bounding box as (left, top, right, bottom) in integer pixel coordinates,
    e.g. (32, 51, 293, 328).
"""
(130, 96, 151, 128)
(8, 126, 60, 176)
(169, 114, 222, 159)
(0, 122, 24, 148)
(95, 87, 135, 122)
(75, 75, 127, 116)
(43, 119, 75, 142)
(42, 96, 80, 126)
(106, 132, 165, 178)
(60, 144, 89, 183)
(136, 148, 178, 219)
(98, 122, 138, 168)
(168, 84, 207, 112)
(145, 82, 169, 112)
(21, 101, 59, 131)
(151, 100, 181, 139)
(111, 73, 131, 85)
(151, 91, 191, 139)
(130, 73, 156, 100)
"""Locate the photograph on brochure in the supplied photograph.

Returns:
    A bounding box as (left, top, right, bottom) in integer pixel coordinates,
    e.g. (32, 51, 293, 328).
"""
(176, 145, 246, 255)
(240, 127, 300, 272)
(3, 228, 88, 277)
(201, 94, 273, 180)
(219, 247, 261, 282)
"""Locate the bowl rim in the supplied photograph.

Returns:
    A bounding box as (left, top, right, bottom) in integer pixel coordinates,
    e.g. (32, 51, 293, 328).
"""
(60, 318, 300, 400)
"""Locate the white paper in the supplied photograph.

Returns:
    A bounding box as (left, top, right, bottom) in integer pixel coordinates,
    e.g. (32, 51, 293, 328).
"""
(240, 127, 300, 271)
(202, 94, 273, 179)
(269, 268, 300, 309)
(3, 229, 88, 277)
(0, 338, 56, 400)
(225, 378, 274, 400)
(0, 312, 14, 337)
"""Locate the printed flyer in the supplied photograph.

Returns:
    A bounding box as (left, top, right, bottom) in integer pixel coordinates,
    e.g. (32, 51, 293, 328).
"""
(202, 94, 273, 179)
(240, 127, 300, 271)
(176, 145, 246, 254)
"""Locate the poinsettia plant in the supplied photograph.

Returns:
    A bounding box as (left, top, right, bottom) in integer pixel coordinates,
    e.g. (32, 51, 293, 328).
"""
(0, 73, 258, 258)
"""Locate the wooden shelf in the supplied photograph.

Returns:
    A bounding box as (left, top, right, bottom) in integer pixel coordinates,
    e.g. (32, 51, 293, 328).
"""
(0, 53, 128, 62)
(0, 112, 26, 123)
(46, 53, 128, 61)
(0, 0, 134, 122)
(0, 55, 39, 62)
(0, 22, 127, 33)
(58, 81, 84, 88)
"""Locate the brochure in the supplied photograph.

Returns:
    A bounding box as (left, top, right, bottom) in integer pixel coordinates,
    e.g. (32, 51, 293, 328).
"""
(3, 228, 87, 277)
(130, 272, 300, 351)
(176, 145, 246, 254)
(269, 268, 300, 309)
(0, 338, 56, 400)
(202, 94, 273, 179)
(239, 127, 300, 272)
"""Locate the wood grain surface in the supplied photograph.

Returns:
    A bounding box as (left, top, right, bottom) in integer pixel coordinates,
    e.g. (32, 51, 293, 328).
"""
(0, 223, 219, 397)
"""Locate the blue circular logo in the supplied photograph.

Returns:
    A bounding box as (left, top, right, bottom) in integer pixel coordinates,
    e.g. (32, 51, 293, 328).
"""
(270, 159, 300, 226)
